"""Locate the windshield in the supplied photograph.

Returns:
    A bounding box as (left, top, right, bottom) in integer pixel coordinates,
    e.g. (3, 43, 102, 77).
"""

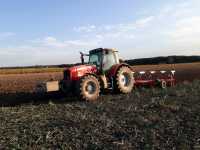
(89, 52, 102, 67)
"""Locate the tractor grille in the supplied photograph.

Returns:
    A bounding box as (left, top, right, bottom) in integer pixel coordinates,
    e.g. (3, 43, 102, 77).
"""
(64, 70, 70, 80)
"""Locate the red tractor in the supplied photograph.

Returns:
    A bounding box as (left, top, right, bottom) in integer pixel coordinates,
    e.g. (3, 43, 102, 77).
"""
(46, 48, 134, 101)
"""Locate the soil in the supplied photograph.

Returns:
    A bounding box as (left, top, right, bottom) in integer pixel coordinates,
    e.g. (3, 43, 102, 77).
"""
(0, 81, 199, 149)
(0, 63, 200, 149)
(0, 72, 62, 93)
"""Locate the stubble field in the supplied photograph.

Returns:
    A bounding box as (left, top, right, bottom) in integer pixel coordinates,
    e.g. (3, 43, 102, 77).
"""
(0, 62, 200, 149)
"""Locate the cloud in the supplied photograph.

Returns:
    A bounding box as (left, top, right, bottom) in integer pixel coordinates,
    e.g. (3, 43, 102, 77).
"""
(65, 40, 99, 47)
(73, 25, 96, 32)
(170, 16, 200, 39)
(4, 15, 154, 66)
(0, 32, 15, 40)
(32, 36, 101, 49)
(165, 16, 200, 53)
(72, 16, 154, 43)
(135, 16, 154, 28)
(117, 16, 154, 32)
(74, 16, 154, 34)
(42, 36, 67, 48)
(159, 1, 200, 53)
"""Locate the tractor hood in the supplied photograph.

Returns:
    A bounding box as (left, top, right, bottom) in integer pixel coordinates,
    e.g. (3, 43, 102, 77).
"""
(64, 64, 97, 80)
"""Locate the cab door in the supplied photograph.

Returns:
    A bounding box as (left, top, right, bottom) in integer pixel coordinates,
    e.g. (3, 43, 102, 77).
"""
(102, 51, 119, 72)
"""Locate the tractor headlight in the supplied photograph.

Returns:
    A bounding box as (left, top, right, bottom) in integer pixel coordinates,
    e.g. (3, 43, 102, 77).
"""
(77, 71, 82, 77)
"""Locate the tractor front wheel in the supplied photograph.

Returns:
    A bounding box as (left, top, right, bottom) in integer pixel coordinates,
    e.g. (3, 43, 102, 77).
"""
(77, 75, 100, 101)
(115, 66, 134, 93)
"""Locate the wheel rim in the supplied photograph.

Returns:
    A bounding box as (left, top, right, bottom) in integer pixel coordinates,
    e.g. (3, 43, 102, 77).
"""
(85, 81, 96, 95)
(120, 73, 131, 87)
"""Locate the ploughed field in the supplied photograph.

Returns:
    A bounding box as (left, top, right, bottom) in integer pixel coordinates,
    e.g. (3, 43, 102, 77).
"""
(0, 81, 200, 149)
(0, 62, 200, 149)
(132, 62, 200, 82)
(0, 62, 200, 94)
(0, 72, 62, 94)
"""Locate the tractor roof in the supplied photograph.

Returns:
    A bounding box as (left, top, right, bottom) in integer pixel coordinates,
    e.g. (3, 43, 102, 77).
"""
(89, 48, 117, 54)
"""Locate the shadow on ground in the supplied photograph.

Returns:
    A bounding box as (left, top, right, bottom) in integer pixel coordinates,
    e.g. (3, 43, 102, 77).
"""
(0, 87, 158, 107)
(0, 92, 80, 106)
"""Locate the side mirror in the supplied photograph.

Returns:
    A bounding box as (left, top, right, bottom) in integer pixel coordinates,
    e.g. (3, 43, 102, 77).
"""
(80, 52, 84, 64)
(80, 52, 89, 64)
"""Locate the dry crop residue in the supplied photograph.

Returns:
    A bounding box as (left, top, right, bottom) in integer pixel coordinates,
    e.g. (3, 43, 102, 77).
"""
(0, 81, 200, 149)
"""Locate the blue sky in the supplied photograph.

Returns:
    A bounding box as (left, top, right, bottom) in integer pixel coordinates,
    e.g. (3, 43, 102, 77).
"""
(0, 0, 200, 67)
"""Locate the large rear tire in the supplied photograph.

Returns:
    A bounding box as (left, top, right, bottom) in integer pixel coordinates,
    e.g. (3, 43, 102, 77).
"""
(114, 66, 134, 93)
(77, 75, 100, 101)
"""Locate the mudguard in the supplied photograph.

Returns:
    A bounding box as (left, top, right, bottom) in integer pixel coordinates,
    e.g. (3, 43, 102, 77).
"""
(107, 63, 132, 78)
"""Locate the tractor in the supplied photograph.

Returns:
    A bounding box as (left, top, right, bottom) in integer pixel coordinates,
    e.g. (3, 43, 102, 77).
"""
(46, 48, 134, 101)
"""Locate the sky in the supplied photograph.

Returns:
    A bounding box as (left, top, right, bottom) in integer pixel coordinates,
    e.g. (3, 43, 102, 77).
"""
(0, 0, 200, 67)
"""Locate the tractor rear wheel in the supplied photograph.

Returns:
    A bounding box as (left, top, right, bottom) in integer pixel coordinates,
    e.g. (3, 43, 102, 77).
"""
(77, 75, 100, 101)
(115, 66, 134, 93)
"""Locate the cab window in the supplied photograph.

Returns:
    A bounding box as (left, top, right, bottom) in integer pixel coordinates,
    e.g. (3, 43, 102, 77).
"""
(103, 51, 117, 71)
(89, 52, 102, 68)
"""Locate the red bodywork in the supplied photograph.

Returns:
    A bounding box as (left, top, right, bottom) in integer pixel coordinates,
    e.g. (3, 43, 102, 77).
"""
(107, 63, 131, 78)
(64, 65, 97, 81)
(61, 65, 97, 92)
(62, 63, 175, 92)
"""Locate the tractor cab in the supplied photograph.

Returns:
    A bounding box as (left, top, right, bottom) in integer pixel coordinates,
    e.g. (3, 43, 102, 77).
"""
(87, 48, 120, 72)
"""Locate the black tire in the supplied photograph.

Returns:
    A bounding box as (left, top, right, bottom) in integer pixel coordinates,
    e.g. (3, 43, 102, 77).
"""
(77, 75, 100, 101)
(114, 66, 134, 93)
(59, 80, 71, 94)
(59, 80, 67, 93)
